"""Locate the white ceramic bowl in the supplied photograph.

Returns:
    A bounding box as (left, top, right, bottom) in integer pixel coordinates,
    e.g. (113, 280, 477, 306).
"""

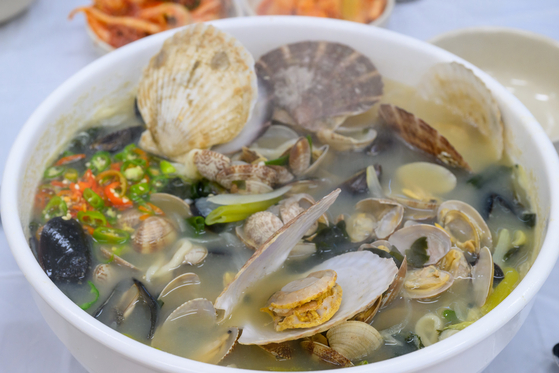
(241, 0, 395, 27)
(430, 27, 559, 142)
(0, 0, 34, 24)
(3, 16, 559, 373)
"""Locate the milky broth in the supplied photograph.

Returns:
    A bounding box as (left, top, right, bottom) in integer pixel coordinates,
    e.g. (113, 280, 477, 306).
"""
(32, 78, 536, 370)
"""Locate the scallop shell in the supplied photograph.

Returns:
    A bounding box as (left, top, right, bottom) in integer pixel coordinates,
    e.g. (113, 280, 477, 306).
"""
(137, 24, 257, 159)
(236, 211, 284, 250)
(389, 224, 451, 266)
(326, 321, 383, 361)
(418, 62, 504, 160)
(352, 295, 382, 324)
(194, 150, 231, 181)
(317, 128, 377, 152)
(152, 298, 239, 364)
(256, 41, 383, 132)
(379, 104, 471, 171)
(132, 216, 178, 254)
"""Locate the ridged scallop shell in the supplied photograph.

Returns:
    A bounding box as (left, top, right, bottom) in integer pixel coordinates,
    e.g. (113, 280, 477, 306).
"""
(194, 150, 231, 182)
(326, 321, 383, 361)
(317, 128, 377, 152)
(137, 24, 257, 159)
(132, 216, 178, 254)
(256, 41, 383, 132)
(236, 211, 284, 250)
(418, 62, 504, 160)
(216, 164, 277, 190)
(379, 104, 471, 171)
(152, 298, 239, 364)
(389, 224, 451, 266)
(352, 295, 382, 323)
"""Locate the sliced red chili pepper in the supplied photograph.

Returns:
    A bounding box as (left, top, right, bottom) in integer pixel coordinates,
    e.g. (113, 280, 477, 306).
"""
(82, 224, 95, 235)
(110, 162, 123, 171)
(35, 189, 55, 210)
(50, 180, 66, 188)
(55, 153, 86, 166)
(97, 170, 128, 195)
(105, 181, 133, 208)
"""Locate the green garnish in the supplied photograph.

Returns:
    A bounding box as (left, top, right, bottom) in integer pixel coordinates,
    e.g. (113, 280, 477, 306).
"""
(306, 134, 313, 149)
(160, 160, 176, 175)
(78, 211, 107, 227)
(83, 188, 105, 209)
(205, 197, 281, 225)
(187, 216, 206, 235)
(442, 309, 459, 324)
(129, 182, 150, 203)
(405, 236, 429, 267)
(264, 155, 289, 166)
(91, 151, 111, 173)
(93, 226, 130, 245)
(42, 196, 68, 220)
(63, 168, 79, 182)
(79, 281, 100, 310)
(43, 166, 65, 179)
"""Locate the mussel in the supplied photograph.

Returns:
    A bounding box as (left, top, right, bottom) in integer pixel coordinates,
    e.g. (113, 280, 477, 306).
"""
(90, 126, 144, 152)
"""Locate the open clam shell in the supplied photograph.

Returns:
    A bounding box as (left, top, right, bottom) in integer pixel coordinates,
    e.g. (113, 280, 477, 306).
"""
(317, 128, 377, 152)
(256, 41, 383, 132)
(438, 249, 471, 279)
(152, 298, 239, 364)
(404, 265, 454, 299)
(137, 24, 257, 159)
(471, 246, 494, 307)
(438, 200, 493, 252)
(389, 224, 451, 266)
(379, 104, 471, 171)
(355, 198, 404, 239)
(418, 62, 504, 160)
(392, 196, 439, 221)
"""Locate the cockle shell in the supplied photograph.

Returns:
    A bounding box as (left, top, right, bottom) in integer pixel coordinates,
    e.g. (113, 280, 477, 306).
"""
(216, 164, 277, 190)
(317, 128, 377, 152)
(132, 216, 178, 254)
(268, 165, 294, 185)
(236, 211, 284, 250)
(256, 41, 383, 132)
(326, 321, 383, 361)
(117, 208, 143, 230)
(418, 62, 504, 160)
(137, 24, 257, 160)
(300, 339, 353, 367)
(93, 264, 118, 288)
(259, 342, 293, 360)
(289, 137, 311, 176)
(379, 104, 471, 171)
(194, 150, 231, 182)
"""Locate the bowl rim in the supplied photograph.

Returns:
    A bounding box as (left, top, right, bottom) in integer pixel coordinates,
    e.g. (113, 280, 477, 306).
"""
(428, 25, 559, 49)
(3, 16, 559, 373)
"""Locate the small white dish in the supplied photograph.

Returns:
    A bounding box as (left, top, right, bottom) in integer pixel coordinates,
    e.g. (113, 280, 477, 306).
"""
(430, 27, 559, 142)
(0, 0, 34, 24)
(241, 0, 395, 28)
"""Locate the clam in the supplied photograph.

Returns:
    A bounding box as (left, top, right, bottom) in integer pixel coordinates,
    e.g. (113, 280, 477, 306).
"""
(438, 249, 471, 279)
(92, 264, 119, 288)
(396, 162, 457, 197)
(152, 298, 239, 364)
(379, 104, 471, 171)
(471, 246, 494, 307)
(353, 198, 404, 240)
(99, 247, 138, 270)
(288, 242, 317, 261)
(317, 128, 377, 152)
(346, 212, 376, 243)
(415, 312, 444, 347)
(437, 200, 492, 254)
(132, 216, 178, 254)
(147, 239, 208, 282)
(158, 273, 201, 321)
(137, 24, 257, 161)
(289, 137, 311, 176)
(149, 193, 192, 232)
(256, 41, 383, 132)
(259, 342, 294, 360)
(268, 165, 295, 185)
(279, 193, 326, 236)
(300, 339, 353, 367)
(418, 62, 504, 160)
(214, 189, 399, 345)
(193, 150, 231, 182)
(392, 196, 439, 221)
(235, 211, 284, 250)
(404, 265, 454, 299)
(389, 224, 451, 266)
(326, 321, 383, 360)
(115, 282, 141, 322)
(117, 208, 144, 230)
(248, 125, 300, 160)
(216, 164, 277, 194)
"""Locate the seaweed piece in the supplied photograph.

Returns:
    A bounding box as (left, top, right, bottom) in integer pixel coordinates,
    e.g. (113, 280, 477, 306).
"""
(361, 246, 403, 268)
(485, 193, 537, 228)
(405, 237, 429, 268)
(493, 263, 505, 287)
(467, 166, 512, 190)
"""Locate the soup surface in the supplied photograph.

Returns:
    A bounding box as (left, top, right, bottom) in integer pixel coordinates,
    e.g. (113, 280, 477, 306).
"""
(30, 25, 537, 371)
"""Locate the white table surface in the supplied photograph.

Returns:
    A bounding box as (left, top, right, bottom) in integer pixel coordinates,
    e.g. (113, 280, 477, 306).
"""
(1, 0, 559, 372)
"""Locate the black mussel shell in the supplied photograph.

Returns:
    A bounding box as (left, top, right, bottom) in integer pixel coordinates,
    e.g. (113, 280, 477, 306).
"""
(339, 164, 382, 196)
(38, 217, 91, 282)
(90, 126, 144, 153)
(493, 263, 505, 286)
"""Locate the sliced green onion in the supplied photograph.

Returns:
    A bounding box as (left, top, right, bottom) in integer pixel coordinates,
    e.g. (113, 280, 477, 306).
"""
(187, 216, 206, 235)
(80, 281, 100, 310)
(93, 227, 130, 245)
(44, 166, 65, 179)
(264, 154, 289, 166)
(481, 267, 519, 315)
(205, 197, 281, 225)
(443, 321, 474, 331)
(42, 196, 68, 220)
(83, 188, 105, 209)
(129, 182, 150, 203)
(160, 160, 176, 175)
(442, 309, 458, 324)
(151, 176, 169, 192)
(306, 134, 313, 149)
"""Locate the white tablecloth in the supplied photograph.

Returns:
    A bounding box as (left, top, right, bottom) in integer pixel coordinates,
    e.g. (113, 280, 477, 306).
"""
(1, 0, 559, 371)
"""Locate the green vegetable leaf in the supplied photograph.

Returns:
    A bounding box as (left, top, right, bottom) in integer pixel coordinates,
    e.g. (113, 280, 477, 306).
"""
(187, 216, 206, 235)
(80, 281, 100, 310)
(264, 154, 289, 166)
(405, 236, 430, 267)
(442, 309, 459, 324)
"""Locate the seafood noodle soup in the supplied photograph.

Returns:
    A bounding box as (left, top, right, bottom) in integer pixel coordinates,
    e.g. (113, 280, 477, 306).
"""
(30, 24, 538, 370)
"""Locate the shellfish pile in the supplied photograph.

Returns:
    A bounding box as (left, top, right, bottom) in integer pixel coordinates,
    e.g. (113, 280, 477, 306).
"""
(32, 23, 536, 371)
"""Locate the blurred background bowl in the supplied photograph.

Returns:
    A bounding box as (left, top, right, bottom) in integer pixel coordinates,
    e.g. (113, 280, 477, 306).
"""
(0, 0, 35, 24)
(430, 27, 559, 143)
